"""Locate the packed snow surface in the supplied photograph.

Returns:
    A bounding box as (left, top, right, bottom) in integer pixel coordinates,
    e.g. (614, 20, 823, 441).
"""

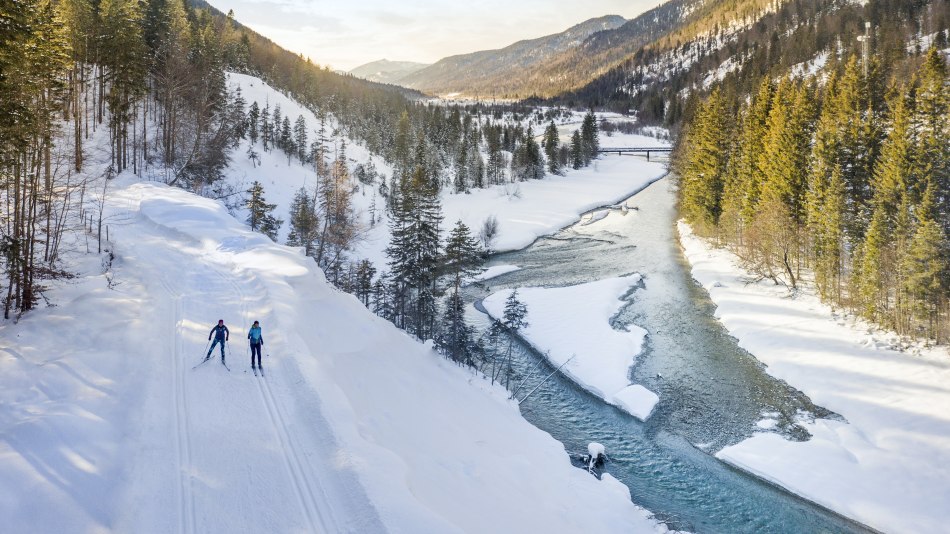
(0, 168, 678, 532)
(482, 276, 659, 421)
(679, 221, 950, 534)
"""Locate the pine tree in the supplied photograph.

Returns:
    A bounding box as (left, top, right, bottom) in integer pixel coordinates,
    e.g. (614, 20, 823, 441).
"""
(100, 0, 147, 173)
(246, 181, 282, 240)
(247, 101, 260, 143)
(512, 126, 544, 181)
(353, 259, 376, 307)
(679, 88, 732, 232)
(490, 290, 528, 388)
(543, 121, 561, 175)
(902, 181, 949, 337)
(485, 124, 505, 185)
(570, 129, 584, 169)
(913, 47, 950, 231)
(581, 110, 599, 164)
(286, 186, 319, 256)
(721, 78, 773, 241)
(386, 156, 443, 339)
(293, 115, 308, 163)
(315, 142, 359, 272)
(750, 79, 814, 287)
(437, 220, 482, 365)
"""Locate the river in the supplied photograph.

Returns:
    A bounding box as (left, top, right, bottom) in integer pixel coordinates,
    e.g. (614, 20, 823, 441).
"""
(462, 176, 874, 533)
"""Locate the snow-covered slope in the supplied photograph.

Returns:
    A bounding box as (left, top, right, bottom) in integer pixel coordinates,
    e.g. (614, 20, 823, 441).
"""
(0, 172, 674, 533)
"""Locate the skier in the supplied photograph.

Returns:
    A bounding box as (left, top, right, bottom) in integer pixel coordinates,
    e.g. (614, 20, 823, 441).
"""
(206, 319, 230, 362)
(248, 320, 264, 371)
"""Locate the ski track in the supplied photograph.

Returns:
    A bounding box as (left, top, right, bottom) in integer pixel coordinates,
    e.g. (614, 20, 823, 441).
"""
(221, 266, 336, 533)
(131, 204, 334, 531)
(159, 276, 197, 534)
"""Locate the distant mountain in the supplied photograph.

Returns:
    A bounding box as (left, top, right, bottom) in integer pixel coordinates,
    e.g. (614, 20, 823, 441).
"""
(398, 15, 627, 97)
(349, 59, 430, 85)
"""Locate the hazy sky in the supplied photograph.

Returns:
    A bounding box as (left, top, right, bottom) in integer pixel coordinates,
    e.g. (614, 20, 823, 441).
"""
(209, 0, 666, 71)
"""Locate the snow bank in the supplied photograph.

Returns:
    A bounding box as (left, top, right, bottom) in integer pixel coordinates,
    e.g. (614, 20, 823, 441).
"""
(679, 221, 950, 534)
(482, 276, 659, 421)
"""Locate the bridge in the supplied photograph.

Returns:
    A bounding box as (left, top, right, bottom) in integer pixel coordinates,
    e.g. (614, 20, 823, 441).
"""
(598, 146, 673, 161)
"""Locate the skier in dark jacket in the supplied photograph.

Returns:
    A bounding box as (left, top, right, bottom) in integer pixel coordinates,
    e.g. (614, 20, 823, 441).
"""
(206, 319, 230, 362)
(248, 320, 264, 370)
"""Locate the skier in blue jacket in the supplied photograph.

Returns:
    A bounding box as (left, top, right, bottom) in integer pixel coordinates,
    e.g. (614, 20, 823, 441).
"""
(206, 319, 230, 362)
(248, 320, 264, 370)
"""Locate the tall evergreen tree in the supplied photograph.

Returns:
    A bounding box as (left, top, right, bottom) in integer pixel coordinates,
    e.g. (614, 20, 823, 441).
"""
(543, 121, 561, 175)
(437, 220, 482, 365)
(902, 181, 949, 337)
(286, 186, 319, 256)
(570, 129, 584, 170)
(386, 158, 443, 339)
(246, 181, 282, 240)
(679, 88, 732, 231)
(581, 110, 599, 164)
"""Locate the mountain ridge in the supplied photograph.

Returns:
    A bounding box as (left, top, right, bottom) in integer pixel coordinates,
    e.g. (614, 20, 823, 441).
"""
(349, 59, 430, 85)
(398, 14, 627, 97)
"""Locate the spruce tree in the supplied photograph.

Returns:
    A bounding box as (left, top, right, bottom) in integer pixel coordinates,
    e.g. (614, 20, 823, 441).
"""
(246, 181, 282, 240)
(570, 130, 584, 170)
(679, 88, 732, 232)
(386, 156, 443, 339)
(437, 220, 482, 365)
(286, 186, 319, 256)
(543, 121, 561, 175)
(293, 115, 308, 163)
(902, 181, 949, 337)
(581, 110, 599, 164)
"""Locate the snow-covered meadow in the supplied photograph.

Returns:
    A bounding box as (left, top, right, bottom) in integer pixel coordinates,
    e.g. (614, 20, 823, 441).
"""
(679, 222, 950, 534)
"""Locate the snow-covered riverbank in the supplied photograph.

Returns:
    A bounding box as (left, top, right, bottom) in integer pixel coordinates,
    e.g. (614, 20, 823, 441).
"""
(679, 222, 950, 534)
(483, 275, 660, 421)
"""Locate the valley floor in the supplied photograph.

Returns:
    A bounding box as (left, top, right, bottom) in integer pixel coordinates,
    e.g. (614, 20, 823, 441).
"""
(680, 223, 950, 534)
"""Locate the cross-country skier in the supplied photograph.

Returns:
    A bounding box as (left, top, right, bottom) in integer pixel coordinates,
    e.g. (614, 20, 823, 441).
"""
(248, 320, 264, 371)
(206, 319, 230, 362)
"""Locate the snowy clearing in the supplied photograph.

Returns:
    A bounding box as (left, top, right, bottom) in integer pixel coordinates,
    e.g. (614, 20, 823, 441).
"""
(679, 221, 950, 534)
(482, 276, 659, 421)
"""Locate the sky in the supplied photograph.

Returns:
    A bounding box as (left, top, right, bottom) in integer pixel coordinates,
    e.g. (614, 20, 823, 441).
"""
(208, 0, 667, 71)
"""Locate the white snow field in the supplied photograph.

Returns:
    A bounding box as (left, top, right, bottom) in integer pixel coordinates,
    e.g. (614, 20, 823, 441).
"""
(483, 276, 659, 421)
(0, 170, 677, 533)
(679, 222, 950, 534)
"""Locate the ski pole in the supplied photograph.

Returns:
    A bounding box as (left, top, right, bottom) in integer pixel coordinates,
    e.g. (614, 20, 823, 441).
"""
(202, 338, 211, 358)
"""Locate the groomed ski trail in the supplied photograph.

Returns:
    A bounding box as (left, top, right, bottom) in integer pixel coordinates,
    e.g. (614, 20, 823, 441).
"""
(109, 181, 378, 533)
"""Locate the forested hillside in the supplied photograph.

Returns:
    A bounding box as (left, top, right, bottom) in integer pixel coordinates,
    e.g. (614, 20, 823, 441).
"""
(0, 0, 606, 332)
(674, 0, 950, 340)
